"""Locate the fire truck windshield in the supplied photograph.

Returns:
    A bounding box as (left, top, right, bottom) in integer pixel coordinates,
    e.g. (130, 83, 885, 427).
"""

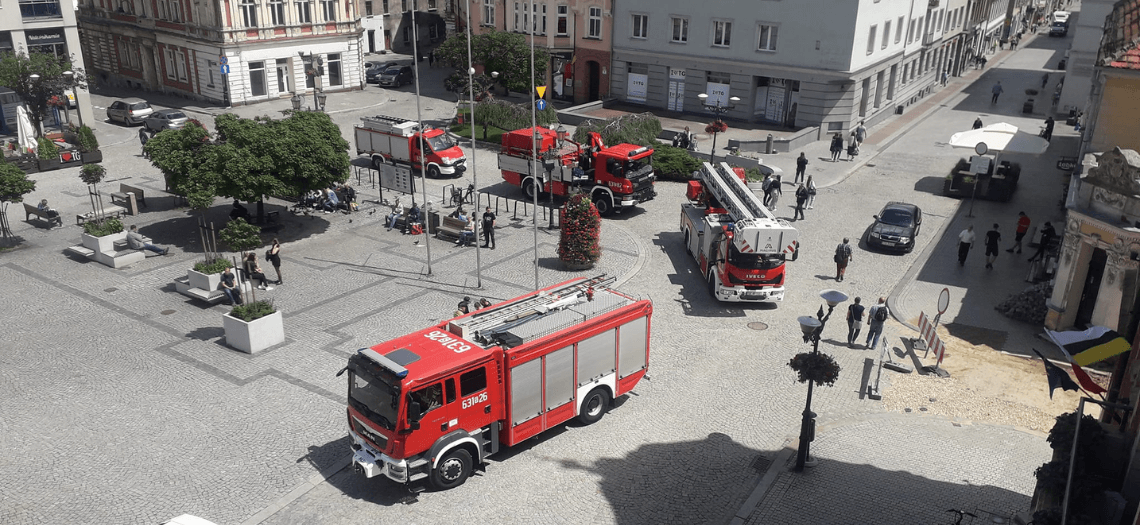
(427, 134, 456, 152)
(623, 158, 652, 179)
(348, 371, 398, 430)
(728, 246, 786, 270)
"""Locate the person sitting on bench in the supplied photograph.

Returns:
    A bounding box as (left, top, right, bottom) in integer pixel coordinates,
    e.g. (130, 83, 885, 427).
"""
(386, 196, 404, 230)
(230, 200, 252, 222)
(127, 225, 168, 255)
(404, 204, 421, 234)
(456, 215, 476, 247)
(37, 199, 62, 226)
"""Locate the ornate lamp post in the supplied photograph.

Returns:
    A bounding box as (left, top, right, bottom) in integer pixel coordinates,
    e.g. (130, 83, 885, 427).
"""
(793, 289, 849, 472)
(697, 93, 739, 163)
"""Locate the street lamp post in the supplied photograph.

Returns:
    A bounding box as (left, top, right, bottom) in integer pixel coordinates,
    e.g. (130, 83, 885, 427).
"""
(794, 289, 849, 472)
(697, 93, 740, 163)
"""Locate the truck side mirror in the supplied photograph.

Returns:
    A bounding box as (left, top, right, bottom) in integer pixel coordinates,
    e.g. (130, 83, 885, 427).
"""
(407, 400, 422, 429)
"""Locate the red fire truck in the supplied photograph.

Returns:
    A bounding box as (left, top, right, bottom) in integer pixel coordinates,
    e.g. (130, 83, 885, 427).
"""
(342, 275, 652, 490)
(498, 127, 656, 216)
(680, 162, 798, 302)
(354, 115, 467, 178)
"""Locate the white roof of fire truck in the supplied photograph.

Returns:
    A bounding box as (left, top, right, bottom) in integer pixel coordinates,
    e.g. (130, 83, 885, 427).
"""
(697, 161, 798, 255)
(358, 115, 420, 137)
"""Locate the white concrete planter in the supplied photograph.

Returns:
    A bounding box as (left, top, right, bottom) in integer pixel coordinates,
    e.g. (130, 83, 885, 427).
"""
(187, 269, 223, 292)
(223, 309, 284, 354)
(81, 231, 127, 253)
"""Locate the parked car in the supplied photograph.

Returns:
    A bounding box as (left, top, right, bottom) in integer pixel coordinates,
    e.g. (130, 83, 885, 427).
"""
(377, 65, 414, 87)
(365, 61, 400, 83)
(142, 109, 189, 132)
(1049, 22, 1068, 37)
(866, 202, 922, 253)
(106, 98, 154, 125)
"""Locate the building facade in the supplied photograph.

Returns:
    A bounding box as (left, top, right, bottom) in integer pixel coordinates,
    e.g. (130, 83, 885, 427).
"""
(77, 0, 365, 106)
(0, 0, 96, 129)
(356, 0, 449, 56)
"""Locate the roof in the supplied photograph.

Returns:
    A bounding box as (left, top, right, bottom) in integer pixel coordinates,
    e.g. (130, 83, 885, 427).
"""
(1100, 0, 1140, 69)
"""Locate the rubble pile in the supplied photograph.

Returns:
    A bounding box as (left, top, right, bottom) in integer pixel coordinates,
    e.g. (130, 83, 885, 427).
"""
(994, 282, 1053, 324)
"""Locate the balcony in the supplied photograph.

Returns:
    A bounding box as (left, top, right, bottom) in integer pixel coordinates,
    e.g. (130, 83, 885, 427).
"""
(20, 0, 63, 18)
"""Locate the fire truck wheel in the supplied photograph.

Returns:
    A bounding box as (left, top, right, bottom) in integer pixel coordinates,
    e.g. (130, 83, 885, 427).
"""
(522, 179, 537, 200)
(371, 156, 385, 171)
(593, 196, 613, 216)
(684, 230, 692, 255)
(578, 387, 610, 425)
(707, 272, 717, 297)
(427, 165, 441, 179)
(430, 448, 472, 490)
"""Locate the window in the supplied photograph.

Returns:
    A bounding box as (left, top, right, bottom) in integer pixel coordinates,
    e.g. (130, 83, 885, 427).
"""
(882, 20, 890, 49)
(459, 368, 487, 396)
(671, 17, 688, 43)
(866, 25, 876, 54)
(587, 7, 601, 38)
(327, 53, 341, 86)
(403, 26, 411, 43)
(163, 49, 177, 80)
(429, 23, 438, 39)
(321, 0, 336, 20)
(206, 60, 216, 87)
(712, 20, 731, 47)
(756, 24, 776, 51)
(270, 0, 285, 24)
(364, 0, 372, 15)
(895, 16, 903, 43)
(632, 14, 647, 39)
(401, 0, 407, 10)
(482, 0, 494, 26)
(249, 61, 267, 96)
(18, 0, 63, 18)
(411, 384, 443, 416)
(513, 2, 522, 32)
(428, 0, 435, 9)
(240, 0, 257, 27)
(534, 3, 546, 34)
(157, 0, 182, 21)
(382, 0, 388, 13)
(556, 5, 568, 35)
(907, 18, 914, 43)
(175, 51, 188, 82)
(296, 0, 312, 22)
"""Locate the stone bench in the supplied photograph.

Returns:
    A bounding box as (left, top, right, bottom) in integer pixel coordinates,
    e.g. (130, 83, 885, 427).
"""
(24, 202, 62, 227)
(76, 205, 127, 225)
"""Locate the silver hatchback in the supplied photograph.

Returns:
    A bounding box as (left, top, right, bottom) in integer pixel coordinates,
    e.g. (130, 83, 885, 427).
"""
(106, 98, 154, 126)
(143, 109, 189, 132)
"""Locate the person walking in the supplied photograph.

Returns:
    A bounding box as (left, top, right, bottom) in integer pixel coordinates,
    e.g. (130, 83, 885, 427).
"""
(941, 70, 948, 86)
(846, 297, 865, 347)
(1041, 73, 1050, 89)
(829, 133, 844, 162)
(794, 152, 808, 184)
(854, 121, 867, 146)
(138, 128, 150, 158)
(984, 224, 1001, 269)
(793, 184, 808, 221)
(973, 116, 984, 129)
(1028, 222, 1057, 262)
(834, 238, 853, 282)
(991, 81, 1004, 104)
(764, 175, 782, 210)
(958, 225, 976, 266)
(865, 297, 889, 349)
(805, 176, 817, 209)
(267, 237, 283, 284)
(481, 206, 496, 249)
(846, 131, 860, 160)
(1007, 211, 1031, 254)
(1043, 116, 1055, 141)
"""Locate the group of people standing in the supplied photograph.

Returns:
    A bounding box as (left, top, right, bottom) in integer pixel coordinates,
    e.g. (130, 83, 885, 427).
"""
(829, 121, 867, 162)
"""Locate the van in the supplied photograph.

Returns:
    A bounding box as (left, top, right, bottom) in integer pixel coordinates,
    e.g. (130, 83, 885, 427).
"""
(1052, 11, 1070, 25)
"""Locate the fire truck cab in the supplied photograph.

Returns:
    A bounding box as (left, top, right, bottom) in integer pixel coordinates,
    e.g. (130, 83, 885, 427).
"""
(344, 276, 652, 490)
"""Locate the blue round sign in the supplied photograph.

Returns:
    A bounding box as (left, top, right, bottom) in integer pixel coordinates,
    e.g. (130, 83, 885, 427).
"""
(536, 99, 547, 111)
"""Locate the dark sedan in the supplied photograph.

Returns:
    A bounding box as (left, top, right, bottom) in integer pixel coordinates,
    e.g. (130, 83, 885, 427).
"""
(365, 62, 401, 83)
(866, 202, 922, 253)
(377, 65, 414, 87)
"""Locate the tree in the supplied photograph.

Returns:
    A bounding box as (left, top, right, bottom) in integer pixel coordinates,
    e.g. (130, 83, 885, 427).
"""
(0, 51, 87, 137)
(558, 193, 601, 266)
(572, 113, 662, 147)
(434, 30, 550, 94)
(0, 159, 36, 238)
(79, 163, 109, 225)
(220, 217, 264, 304)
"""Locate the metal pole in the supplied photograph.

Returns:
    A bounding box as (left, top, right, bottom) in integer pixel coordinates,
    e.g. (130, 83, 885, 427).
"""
(529, 0, 539, 290)
(464, 0, 481, 288)
(794, 336, 817, 472)
(411, 3, 432, 275)
(1061, 398, 1084, 525)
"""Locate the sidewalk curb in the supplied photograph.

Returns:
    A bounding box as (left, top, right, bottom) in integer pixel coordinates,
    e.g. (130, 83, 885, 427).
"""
(239, 456, 353, 525)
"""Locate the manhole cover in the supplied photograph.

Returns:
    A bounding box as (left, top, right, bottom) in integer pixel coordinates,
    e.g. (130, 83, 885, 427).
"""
(160, 309, 176, 315)
(104, 287, 118, 292)
(747, 322, 769, 331)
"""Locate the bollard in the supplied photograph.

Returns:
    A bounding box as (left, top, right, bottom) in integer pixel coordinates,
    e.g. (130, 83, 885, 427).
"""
(766, 134, 774, 154)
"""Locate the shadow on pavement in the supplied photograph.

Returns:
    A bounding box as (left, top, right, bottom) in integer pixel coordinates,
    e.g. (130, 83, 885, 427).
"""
(651, 231, 755, 318)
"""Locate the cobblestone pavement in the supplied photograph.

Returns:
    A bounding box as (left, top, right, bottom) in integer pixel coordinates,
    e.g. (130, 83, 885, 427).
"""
(0, 34, 1064, 525)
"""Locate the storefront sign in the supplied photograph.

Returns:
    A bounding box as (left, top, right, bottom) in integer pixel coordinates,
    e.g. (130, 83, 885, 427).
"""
(669, 68, 686, 80)
(25, 29, 65, 45)
(704, 82, 730, 107)
(627, 73, 648, 103)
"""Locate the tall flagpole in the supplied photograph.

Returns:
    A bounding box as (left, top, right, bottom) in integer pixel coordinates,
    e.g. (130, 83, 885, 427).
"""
(529, 0, 539, 290)
(411, 2, 432, 275)
(465, 0, 481, 288)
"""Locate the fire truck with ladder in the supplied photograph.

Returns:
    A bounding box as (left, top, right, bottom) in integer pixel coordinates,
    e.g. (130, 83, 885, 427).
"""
(680, 162, 798, 302)
(498, 127, 656, 216)
(341, 275, 652, 490)
(354, 115, 467, 178)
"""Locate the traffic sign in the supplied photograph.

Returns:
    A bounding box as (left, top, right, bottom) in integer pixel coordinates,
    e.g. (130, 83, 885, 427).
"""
(536, 99, 547, 111)
(219, 56, 228, 65)
(536, 85, 547, 98)
(937, 288, 950, 315)
(220, 64, 230, 75)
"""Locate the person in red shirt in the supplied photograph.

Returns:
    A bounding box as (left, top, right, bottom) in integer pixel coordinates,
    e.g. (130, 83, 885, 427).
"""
(1007, 212, 1031, 253)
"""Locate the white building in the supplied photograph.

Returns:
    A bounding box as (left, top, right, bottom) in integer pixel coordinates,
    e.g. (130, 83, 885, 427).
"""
(77, 0, 364, 106)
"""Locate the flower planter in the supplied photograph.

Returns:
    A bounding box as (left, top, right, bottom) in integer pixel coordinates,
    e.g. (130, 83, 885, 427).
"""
(562, 260, 596, 271)
(38, 157, 62, 171)
(81, 231, 127, 253)
(223, 310, 284, 354)
(81, 150, 103, 164)
(187, 269, 223, 291)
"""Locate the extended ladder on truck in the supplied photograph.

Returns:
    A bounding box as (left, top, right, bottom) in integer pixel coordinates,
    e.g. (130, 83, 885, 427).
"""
(698, 162, 796, 255)
(450, 275, 626, 347)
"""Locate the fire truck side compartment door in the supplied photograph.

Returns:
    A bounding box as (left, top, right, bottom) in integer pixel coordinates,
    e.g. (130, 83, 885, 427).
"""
(618, 316, 648, 379)
(577, 329, 616, 387)
(545, 345, 574, 410)
(510, 359, 543, 426)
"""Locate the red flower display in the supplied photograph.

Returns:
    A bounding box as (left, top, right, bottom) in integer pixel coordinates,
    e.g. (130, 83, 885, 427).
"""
(558, 193, 602, 265)
(705, 120, 728, 134)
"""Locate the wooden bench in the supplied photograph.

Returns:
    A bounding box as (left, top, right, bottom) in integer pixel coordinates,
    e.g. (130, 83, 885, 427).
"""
(76, 205, 127, 225)
(436, 216, 472, 243)
(110, 183, 147, 215)
(24, 202, 62, 227)
(385, 207, 423, 232)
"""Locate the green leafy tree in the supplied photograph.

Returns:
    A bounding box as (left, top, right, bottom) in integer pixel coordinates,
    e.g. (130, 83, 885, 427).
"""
(473, 99, 559, 131)
(558, 193, 601, 266)
(434, 30, 550, 94)
(0, 159, 36, 238)
(79, 163, 109, 224)
(0, 51, 87, 137)
(220, 217, 265, 304)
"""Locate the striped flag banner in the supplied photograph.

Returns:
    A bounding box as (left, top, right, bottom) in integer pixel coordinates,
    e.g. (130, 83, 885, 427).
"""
(918, 312, 946, 364)
(1045, 326, 1131, 367)
(1044, 328, 1110, 395)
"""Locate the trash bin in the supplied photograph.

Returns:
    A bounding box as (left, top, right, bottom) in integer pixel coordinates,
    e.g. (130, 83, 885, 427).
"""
(1022, 98, 1034, 114)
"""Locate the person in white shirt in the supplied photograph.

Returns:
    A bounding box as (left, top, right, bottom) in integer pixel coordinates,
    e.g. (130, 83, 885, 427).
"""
(958, 225, 976, 266)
